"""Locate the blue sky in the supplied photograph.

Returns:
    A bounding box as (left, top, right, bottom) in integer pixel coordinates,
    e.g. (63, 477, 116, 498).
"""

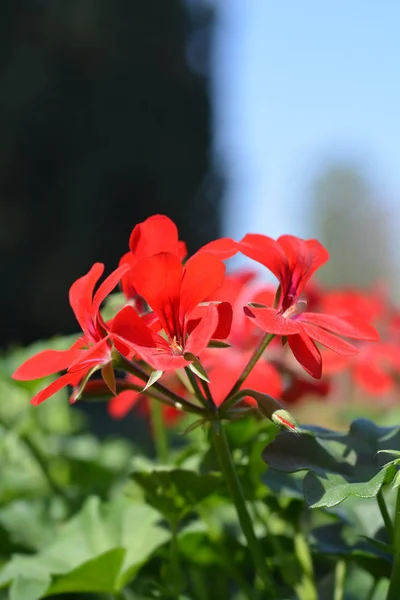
(212, 1, 400, 246)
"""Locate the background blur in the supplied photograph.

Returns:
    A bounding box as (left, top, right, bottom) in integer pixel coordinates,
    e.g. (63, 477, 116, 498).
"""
(3, 1, 400, 346)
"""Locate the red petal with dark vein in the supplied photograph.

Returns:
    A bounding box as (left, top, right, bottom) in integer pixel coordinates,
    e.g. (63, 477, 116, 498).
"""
(277, 236, 329, 296)
(68, 338, 111, 372)
(244, 306, 300, 335)
(185, 304, 219, 356)
(129, 346, 188, 372)
(130, 252, 182, 338)
(112, 306, 157, 348)
(288, 332, 322, 378)
(180, 253, 225, 318)
(300, 321, 359, 356)
(300, 312, 379, 341)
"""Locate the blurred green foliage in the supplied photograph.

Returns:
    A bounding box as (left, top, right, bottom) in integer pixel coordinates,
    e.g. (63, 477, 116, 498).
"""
(1, 338, 399, 598)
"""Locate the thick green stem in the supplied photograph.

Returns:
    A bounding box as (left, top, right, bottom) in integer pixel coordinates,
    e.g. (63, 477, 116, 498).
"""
(149, 398, 168, 462)
(377, 489, 394, 542)
(211, 423, 276, 596)
(226, 333, 275, 398)
(115, 354, 205, 416)
(386, 487, 400, 600)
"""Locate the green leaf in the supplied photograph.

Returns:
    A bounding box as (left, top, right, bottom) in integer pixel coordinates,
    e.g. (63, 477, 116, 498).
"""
(131, 468, 222, 522)
(263, 418, 400, 508)
(47, 547, 125, 595)
(263, 431, 353, 476)
(303, 468, 388, 508)
(10, 575, 50, 600)
(360, 536, 393, 556)
(0, 497, 170, 595)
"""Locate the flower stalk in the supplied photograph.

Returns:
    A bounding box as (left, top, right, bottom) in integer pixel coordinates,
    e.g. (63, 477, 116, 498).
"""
(211, 422, 276, 596)
(227, 333, 275, 398)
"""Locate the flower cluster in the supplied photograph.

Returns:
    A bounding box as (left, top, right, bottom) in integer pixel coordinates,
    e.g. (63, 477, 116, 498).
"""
(13, 215, 381, 426)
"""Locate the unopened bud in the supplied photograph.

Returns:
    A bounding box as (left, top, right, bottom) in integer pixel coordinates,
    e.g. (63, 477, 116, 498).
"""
(271, 409, 299, 434)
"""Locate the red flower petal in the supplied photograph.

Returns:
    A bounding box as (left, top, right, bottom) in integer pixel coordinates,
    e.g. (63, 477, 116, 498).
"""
(69, 263, 104, 334)
(129, 215, 182, 258)
(108, 390, 141, 419)
(12, 347, 81, 381)
(207, 350, 282, 406)
(186, 301, 233, 341)
(244, 306, 300, 335)
(212, 302, 233, 340)
(180, 253, 226, 319)
(112, 306, 157, 348)
(130, 252, 182, 338)
(300, 312, 379, 341)
(288, 332, 322, 378)
(197, 238, 239, 260)
(277, 236, 329, 296)
(68, 338, 111, 372)
(92, 263, 130, 317)
(185, 304, 219, 356)
(131, 347, 188, 372)
(354, 361, 393, 396)
(30, 371, 83, 406)
(239, 234, 284, 278)
(299, 321, 359, 356)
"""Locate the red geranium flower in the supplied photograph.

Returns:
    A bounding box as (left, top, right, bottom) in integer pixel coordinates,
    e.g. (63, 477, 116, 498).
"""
(239, 234, 379, 378)
(12, 262, 129, 405)
(120, 214, 187, 300)
(201, 270, 283, 405)
(320, 288, 396, 396)
(112, 251, 232, 372)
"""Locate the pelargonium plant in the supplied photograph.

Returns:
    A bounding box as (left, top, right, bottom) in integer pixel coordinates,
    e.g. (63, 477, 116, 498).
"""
(5, 214, 400, 600)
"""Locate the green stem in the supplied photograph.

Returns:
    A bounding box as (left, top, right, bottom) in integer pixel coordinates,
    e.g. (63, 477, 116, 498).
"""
(211, 422, 276, 596)
(115, 354, 205, 416)
(199, 376, 216, 410)
(386, 487, 400, 600)
(185, 367, 208, 406)
(226, 333, 275, 398)
(149, 398, 168, 462)
(377, 489, 394, 542)
(333, 559, 346, 600)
